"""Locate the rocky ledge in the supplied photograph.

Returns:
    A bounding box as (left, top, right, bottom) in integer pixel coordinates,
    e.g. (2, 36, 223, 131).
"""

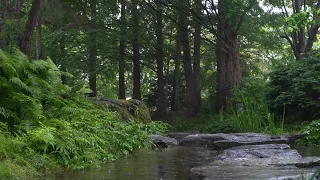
(149, 133, 320, 180)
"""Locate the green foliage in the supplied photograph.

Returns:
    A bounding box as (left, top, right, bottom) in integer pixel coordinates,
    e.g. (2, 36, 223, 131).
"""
(267, 52, 320, 121)
(298, 120, 320, 146)
(228, 77, 284, 135)
(0, 50, 168, 179)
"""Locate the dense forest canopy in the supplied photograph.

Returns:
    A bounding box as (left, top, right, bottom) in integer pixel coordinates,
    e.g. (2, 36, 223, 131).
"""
(1, 0, 320, 119)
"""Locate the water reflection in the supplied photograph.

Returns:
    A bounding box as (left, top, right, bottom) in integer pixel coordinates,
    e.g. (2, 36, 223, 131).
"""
(46, 147, 219, 180)
(294, 146, 320, 157)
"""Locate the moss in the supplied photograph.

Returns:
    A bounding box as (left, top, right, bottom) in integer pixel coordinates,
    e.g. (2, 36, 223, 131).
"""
(92, 98, 152, 123)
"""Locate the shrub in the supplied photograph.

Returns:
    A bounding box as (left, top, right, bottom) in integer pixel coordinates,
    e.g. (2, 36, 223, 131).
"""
(228, 77, 284, 135)
(0, 50, 169, 179)
(298, 120, 320, 145)
(267, 52, 320, 121)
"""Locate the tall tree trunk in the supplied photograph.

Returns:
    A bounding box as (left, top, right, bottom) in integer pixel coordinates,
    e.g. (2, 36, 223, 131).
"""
(131, 0, 141, 100)
(0, 0, 9, 48)
(193, 0, 202, 115)
(15, 0, 21, 46)
(88, 0, 97, 97)
(155, 0, 167, 116)
(36, 13, 43, 59)
(171, 27, 181, 111)
(118, 0, 126, 100)
(59, 35, 67, 84)
(215, 0, 242, 112)
(20, 0, 42, 56)
(180, 0, 196, 117)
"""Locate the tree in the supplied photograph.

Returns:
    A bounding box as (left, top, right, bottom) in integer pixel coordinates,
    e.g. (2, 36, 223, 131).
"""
(180, 0, 196, 117)
(88, 0, 98, 97)
(193, 0, 202, 114)
(118, 0, 126, 100)
(155, 0, 167, 116)
(278, 0, 320, 58)
(20, 0, 42, 56)
(15, 0, 21, 46)
(0, 0, 9, 48)
(131, 0, 141, 100)
(214, 0, 256, 112)
(171, 26, 181, 111)
(36, 13, 43, 59)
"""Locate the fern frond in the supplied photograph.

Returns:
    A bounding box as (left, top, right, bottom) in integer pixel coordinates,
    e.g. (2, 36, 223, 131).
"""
(9, 77, 33, 94)
(0, 107, 14, 118)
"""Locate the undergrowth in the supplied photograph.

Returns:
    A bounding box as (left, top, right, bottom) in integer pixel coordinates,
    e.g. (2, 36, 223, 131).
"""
(0, 50, 168, 179)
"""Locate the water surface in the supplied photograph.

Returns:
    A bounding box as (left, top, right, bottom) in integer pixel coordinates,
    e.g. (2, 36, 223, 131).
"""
(47, 147, 219, 180)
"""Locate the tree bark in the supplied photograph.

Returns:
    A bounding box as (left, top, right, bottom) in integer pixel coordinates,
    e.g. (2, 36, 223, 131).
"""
(193, 0, 202, 115)
(15, 0, 21, 46)
(88, 0, 98, 97)
(171, 28, 181, 111)
(0, 0, 9, 48)
(118, 0, 126, 100)
(155, 0, 167, 116)
(215, 0, 242, 112)
(131, 0, 141, 100)
(36, 13, 43, 59)
(21, 0, 42, 57)
(180, 0, 196, 117)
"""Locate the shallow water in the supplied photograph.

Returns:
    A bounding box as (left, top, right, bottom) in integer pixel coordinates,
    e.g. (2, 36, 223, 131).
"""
(46, 147, 219, 180)
(44, 146, 320, 180)
(294, 145, 320, 157)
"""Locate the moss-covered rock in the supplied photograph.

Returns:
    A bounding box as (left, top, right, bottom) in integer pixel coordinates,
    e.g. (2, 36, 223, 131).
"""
(90, 98, 152, 123)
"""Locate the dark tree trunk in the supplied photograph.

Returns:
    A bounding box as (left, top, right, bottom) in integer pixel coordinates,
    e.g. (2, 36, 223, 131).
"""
(15, 0, 21, 46)
(215, 0, 242, 112)
(180, 0, 196, 117)
(0, 0, 9, 48)
(20, 0, 42, 56)
(155, 0, 167, 116)
(171, 27, 181, 111)
(131, 0, 141, 100)
(193, 0, 202, 115)
(36, 13, 43, 59)
(118, 0, 126, 100)
(88, 0, 97, 97)
(59, 35, 67, 84)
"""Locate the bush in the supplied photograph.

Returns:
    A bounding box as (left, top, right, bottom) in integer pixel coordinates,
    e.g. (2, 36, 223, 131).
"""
(0, 50, 169, 179)
(267, 52, 320, 121)
(298, 120, 320, 146)
(228, 77, 284, 135)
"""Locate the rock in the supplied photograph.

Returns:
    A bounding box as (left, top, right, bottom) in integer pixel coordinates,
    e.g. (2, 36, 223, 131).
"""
(210, 144, 320, 167)
(190, 166, 318, 180)
(213, 133, 289, 149)
(90, 98, 152, 123)
(167, 132, 199, 141)
(149, 134, 178, 148)
(179, 134, 227, 147)
(177, 133, 303, 149)
(216, 144, 302, 162)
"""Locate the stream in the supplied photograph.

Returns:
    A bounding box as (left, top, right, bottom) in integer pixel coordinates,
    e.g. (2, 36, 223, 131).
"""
(45, 146, 320, 180)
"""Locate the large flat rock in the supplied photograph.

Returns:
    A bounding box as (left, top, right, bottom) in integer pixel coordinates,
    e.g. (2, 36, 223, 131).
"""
(190, 166, 318, 180)
(178, 133, 303, 148)
(211, 144, 320, 167)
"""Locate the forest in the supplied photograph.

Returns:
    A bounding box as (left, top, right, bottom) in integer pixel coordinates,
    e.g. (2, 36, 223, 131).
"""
(1, 0, 320, 179)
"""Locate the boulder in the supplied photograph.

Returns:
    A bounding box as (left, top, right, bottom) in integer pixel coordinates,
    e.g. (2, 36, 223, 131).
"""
(178, 133, 304, 149)
(179, 134, 227, 147)
(149, 134, 178, 148)
(190, 166, 318, 180)
(167, 132, 199, 141)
